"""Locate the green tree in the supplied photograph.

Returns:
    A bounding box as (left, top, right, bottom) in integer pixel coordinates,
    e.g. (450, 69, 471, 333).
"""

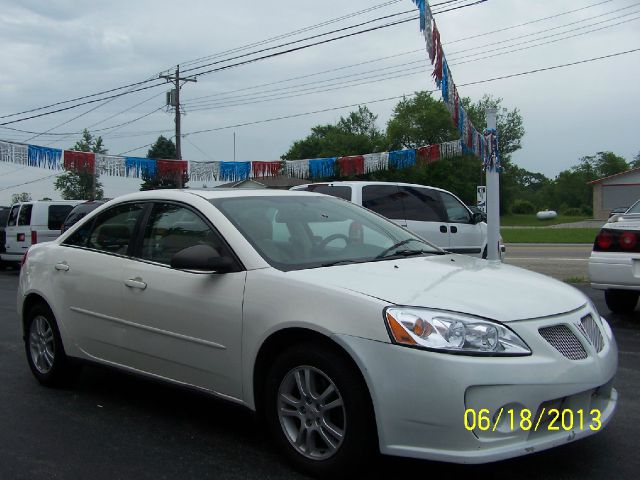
(461, 94, 525, 160)
(55, 129, 106, 200)
(140, 136, 187, 190)
(282, 106, 385, 160)
(147, 135, 177, 159)
(386, 91, 458, 149)
(11, 192, 32, 204)
(631, 151, 640, 168)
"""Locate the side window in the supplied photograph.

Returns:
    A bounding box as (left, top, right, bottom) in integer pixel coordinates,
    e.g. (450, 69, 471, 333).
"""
(399, 187, 446, 222)
(82, 203, 145, 254)
(48, 205, 73, 230)
(18, 204, 33, 226)
(140, 203, 227, 265)
(7, 205, 20, 227)
(362, 185, 404, 219)
(440, 192, 472, 224)
(303, 185, 352, 200)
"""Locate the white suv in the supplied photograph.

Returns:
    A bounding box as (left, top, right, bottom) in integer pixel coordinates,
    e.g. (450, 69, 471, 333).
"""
(292, 181, 497, 258)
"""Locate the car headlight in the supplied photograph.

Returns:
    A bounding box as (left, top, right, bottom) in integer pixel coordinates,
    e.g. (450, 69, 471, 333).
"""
(384, 307, 531, 356)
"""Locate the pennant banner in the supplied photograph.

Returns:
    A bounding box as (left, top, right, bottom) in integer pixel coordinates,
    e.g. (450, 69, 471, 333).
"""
(285, 159, 310, 179)
(389, 149, 417, 170)
(252, 161, 281, 178)
(63, 150, 94, 174)
(363, 152, 389, 173)
(125, 157, 156, 178)
(189, 162, 220, 182)
(0, 140, 28, 166)
(157, 159, 188, 179)
(96, 154, 126, 177)
(29, 145, 62, 170)
(309, 157, 336, 179)
(337, 155, 365, 177)
(219, 161, 251, 182)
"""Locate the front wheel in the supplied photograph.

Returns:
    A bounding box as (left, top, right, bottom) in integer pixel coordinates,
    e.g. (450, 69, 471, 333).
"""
(264, 343, 376, 478)
(604, 289, 639, 314)
(25, 303, 79, 386)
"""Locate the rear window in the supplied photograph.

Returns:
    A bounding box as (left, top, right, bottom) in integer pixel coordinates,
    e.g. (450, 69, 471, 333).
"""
(7, 205, 20, 227)
(0, 208, 10, 227)
(18, 204, 33, 226)
(299, 184, 352, 201)
(48, 205, 74, 230)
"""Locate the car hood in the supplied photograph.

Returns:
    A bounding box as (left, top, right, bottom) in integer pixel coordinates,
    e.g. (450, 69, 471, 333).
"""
(287, 254, 587, 322)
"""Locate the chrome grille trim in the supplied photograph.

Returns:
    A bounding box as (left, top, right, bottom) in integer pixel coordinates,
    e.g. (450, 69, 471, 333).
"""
(539, 325, 587, 360)
(578, 314, 604, 352)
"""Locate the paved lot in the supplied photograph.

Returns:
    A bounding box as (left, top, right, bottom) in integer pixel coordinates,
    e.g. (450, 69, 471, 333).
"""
(504, 243, 592, 280)
(0, 266, 638, 479)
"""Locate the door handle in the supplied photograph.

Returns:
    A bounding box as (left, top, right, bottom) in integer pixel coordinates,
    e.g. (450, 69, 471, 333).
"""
(440, 225, 448, 233)
(54, 263, 69, 272)
(451, 226, 458, 234)
(125, 278, 147, 290)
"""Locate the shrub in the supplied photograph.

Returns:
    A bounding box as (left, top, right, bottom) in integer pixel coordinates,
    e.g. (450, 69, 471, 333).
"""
(510, 199, 536, 215)
(562, 207, 583, 216)
(581, 205, 593, 217)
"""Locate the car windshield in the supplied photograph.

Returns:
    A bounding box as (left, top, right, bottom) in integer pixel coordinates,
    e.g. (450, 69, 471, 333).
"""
(211, 195, 443, 271)
(626, 200, 640, 214)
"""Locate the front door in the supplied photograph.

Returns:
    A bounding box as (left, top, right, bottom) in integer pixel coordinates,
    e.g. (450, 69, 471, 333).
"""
(120, 202, 246, 399)
(439, 191, 484, 256)
(398, 186, 450, 249)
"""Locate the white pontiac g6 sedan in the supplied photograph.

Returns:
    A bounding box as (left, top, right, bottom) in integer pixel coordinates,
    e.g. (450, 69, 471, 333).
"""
(18, 189, 617, 477)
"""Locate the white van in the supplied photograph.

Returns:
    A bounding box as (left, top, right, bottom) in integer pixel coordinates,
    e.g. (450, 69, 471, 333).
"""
(2, 200, 82, 264)
(292, 181, 503, 258)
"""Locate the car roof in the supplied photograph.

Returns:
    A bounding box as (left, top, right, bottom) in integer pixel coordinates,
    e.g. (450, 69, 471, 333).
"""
(294, 181, 453, 195)
(111, 189, 326, 204)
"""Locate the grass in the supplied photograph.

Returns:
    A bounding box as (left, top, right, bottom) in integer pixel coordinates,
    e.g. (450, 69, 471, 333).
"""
(501, 214, 590, 226)
(501, 228, 599, 244)
(564, 276, 587, 284)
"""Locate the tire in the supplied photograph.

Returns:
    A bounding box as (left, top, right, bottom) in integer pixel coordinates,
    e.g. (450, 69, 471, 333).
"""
(264, 343, 376, 478)
(482, 246, 488, 259)
(24, 303, 80, 387)
(604, 289, 639, 314)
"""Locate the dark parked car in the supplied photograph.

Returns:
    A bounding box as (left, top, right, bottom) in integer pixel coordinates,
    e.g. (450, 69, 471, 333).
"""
(61, 200, 107, 233)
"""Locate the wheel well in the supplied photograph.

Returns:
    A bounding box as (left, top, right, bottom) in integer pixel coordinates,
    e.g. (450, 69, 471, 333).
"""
(253, 328, 375, 423)
(21, 293, 50, 337)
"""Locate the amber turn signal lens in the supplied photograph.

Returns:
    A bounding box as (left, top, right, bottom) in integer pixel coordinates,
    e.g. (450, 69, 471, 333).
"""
(386, 311, 417, 345)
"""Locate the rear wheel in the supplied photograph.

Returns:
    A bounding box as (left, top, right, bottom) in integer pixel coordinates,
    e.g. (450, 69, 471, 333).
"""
(264, 343, 376, 478)
(25, 303, 79, 386)
(604, 289, 639, 314)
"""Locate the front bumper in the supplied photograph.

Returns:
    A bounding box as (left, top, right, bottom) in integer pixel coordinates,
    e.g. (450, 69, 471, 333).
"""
(589, 251, 640, 290)
(333, 308, 618, 463)
(0, 252, 22, 263)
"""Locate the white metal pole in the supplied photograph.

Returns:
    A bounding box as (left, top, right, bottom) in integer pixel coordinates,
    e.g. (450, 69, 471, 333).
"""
(485, 108, 501, 261)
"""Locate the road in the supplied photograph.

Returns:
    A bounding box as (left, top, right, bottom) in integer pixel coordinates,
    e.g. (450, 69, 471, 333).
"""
(0, 266, 638, 479)
(504, 243, 592, 280)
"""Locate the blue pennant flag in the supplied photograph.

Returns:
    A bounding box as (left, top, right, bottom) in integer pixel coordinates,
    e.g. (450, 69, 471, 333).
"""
(125, 157, 156, 178)
(28, 145, 62, 170)
(309, 157, 336, 178)
(388, 149, 417, 170)
(219, 161, 251, 182)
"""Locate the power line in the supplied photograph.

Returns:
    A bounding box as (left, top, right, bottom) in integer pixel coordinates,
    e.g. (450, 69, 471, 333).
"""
(0, 1, 485, 127)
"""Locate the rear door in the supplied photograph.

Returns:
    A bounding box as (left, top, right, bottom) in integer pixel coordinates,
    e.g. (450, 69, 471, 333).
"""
(5, 203, 32, 256)
(398, 185, 450, 249)
(439, 191, 484, 256)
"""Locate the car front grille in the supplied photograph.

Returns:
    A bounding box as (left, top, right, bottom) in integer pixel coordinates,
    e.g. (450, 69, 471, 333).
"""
(578, 314, 604, 352)
(539, 325, 587, 360)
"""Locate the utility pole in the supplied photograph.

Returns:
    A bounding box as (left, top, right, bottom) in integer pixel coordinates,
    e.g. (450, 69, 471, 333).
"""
(160, 65, 196, 187)
(485, 108, 501, 261)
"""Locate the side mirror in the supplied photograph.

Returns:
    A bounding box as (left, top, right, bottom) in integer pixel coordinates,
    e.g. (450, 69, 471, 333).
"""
(170, 244, 234, 273)
(472, 212, 485, 224)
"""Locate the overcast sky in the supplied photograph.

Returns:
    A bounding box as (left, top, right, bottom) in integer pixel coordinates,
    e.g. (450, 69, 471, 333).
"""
(1, 0, 639, 204)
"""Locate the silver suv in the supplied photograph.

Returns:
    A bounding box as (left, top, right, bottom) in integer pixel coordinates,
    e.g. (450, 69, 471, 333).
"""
(292, 181, 501, 258)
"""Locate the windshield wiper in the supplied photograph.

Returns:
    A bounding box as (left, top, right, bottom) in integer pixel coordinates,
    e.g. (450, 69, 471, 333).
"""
(318, 259, 360, 268)
(375, 239, 439, 259)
